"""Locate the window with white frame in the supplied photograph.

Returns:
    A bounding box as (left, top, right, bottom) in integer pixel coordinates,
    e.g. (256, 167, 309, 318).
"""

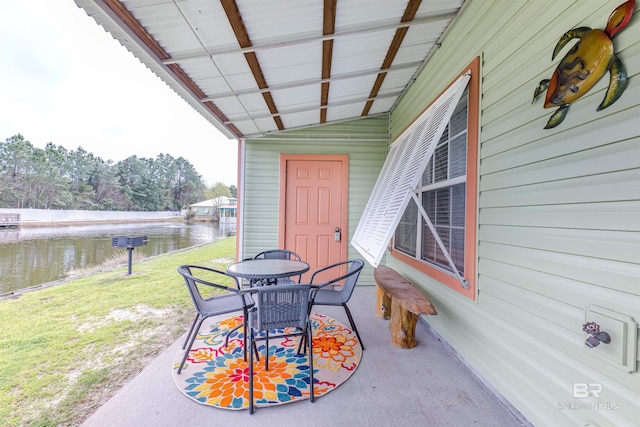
(394, 87, 468, 275)
(352, 58, 478, 299)
(351, 72, 470, 271)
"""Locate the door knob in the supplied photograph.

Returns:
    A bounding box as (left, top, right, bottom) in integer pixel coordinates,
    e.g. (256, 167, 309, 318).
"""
(334, 227, 341, 242)
(583, 322, 611, 348)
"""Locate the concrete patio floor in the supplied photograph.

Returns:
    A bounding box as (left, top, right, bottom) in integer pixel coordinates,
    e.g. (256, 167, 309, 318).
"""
(82, 286, 529, 427)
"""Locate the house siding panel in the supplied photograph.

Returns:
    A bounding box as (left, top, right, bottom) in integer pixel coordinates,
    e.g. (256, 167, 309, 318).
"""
(389, 1, 640, 426)
(242, 116, 389, 286)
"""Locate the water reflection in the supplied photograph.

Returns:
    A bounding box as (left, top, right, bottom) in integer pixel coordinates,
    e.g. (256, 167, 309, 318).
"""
(0, 222, 235, 295)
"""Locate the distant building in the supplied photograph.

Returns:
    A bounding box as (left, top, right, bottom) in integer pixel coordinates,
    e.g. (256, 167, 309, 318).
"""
(189, 197, 237, 223)
(218, 197, 237, 223)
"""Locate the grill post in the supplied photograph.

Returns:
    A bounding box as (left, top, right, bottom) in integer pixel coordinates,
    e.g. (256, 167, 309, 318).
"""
(111, 236, 148, 275)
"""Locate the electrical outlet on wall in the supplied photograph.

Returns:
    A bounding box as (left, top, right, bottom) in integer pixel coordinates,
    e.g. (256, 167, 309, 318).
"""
(585, 305, 638, 373)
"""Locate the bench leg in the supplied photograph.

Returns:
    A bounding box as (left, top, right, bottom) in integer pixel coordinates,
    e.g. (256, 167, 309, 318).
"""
(375, 285, 391, 320)
(389, 299, 419, 349)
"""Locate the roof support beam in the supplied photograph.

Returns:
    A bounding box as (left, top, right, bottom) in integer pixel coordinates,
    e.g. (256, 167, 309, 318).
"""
(320, 0, 337, 123)
(220, 0, 284, 130)
(362, 0, 422, 117)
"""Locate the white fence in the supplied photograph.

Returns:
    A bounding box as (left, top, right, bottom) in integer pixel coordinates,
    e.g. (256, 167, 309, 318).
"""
(0, 208, 183, 223)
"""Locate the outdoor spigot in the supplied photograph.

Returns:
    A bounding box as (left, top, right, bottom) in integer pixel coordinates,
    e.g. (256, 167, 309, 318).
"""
(582, 322, 611, 348)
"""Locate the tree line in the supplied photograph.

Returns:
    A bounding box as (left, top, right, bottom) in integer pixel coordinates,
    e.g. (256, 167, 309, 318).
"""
(0, 134, 234, 211)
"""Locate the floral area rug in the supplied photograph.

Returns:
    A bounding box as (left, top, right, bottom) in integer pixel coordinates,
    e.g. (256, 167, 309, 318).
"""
(172, 312, 362, 410)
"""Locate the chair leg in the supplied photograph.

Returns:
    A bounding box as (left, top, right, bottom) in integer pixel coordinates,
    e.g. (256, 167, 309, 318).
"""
(253, 341, 260, 362)
(296, 333, 306, 355)
(297, 303, 315, 354)
(296, 322, 311, 355)
(242, 308, 248, 362)
(178, 316, 205, 374)
(264, 330, 269, 370)
(308, 324, 314, 403)
(182, 313, 199, 349)
(224, 324, 243, 349)
(249, 330, 255, 414)
(343, 303, 365, 350)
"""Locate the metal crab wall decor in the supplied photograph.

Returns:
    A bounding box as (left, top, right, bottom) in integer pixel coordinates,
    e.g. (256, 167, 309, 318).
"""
(532, 0, 635, 129)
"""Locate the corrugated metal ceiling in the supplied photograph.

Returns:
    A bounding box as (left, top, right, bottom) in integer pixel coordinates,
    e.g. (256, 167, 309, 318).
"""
(74, 0, 464, 139)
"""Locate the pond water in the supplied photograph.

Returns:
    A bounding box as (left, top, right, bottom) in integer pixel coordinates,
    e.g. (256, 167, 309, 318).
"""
(0, 222, 235, 295)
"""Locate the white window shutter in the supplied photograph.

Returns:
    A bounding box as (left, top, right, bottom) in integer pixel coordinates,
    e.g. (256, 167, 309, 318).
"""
(351, 72, 471, 267)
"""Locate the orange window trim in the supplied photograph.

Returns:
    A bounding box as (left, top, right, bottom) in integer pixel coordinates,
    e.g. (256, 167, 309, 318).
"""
(390, 56, 480, 300)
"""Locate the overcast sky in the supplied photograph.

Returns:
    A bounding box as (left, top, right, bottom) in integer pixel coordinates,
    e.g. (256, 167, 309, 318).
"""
(0, 1, 237, 186)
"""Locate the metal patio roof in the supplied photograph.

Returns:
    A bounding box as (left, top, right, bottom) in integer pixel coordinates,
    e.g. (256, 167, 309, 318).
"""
(74, 0, 465, 139)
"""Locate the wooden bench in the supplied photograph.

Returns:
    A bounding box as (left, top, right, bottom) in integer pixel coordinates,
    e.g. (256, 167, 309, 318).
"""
(374, 265, 437, 349)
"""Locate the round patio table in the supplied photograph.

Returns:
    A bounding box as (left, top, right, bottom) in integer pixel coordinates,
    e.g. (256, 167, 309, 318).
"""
(226, 258, 310, 285)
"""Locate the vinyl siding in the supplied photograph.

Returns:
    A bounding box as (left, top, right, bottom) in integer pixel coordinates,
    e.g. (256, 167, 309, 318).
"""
(241, 116, 389, 287)
(389, 1, 640, 426)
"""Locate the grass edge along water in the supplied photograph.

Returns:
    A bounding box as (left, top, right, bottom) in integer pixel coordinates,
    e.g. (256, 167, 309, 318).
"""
(0, 237, 236, 427)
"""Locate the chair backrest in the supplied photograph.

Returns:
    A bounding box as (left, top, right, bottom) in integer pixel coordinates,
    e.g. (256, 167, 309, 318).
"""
(310, 259, 364, 301)
(178, 265, 241, 313)
(253, 249, 302, 261)
(253, 250, 304, 284)
(248, 284, 311, 331)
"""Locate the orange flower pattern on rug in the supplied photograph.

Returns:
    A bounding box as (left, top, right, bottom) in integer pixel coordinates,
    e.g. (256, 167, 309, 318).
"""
(311, 313, 359, 371)
(172, 313, 362, 410)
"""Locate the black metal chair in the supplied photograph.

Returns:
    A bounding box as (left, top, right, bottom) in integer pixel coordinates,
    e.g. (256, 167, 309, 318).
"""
(177, 265, 254, 374)
(253, 249, 302, 261)
(253, 249, 303, 285)
(244, 283, 314, 414)
(307, 259, 365, 349)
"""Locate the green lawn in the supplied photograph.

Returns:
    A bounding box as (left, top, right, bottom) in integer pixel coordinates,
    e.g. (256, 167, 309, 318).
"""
(0, 237, 236, 426)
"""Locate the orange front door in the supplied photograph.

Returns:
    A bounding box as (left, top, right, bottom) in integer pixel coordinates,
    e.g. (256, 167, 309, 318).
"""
(281, 155, 348, 282)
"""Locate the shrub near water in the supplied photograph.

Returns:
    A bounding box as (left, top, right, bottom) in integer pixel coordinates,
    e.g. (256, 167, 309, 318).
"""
(0, 237, 236, 426)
